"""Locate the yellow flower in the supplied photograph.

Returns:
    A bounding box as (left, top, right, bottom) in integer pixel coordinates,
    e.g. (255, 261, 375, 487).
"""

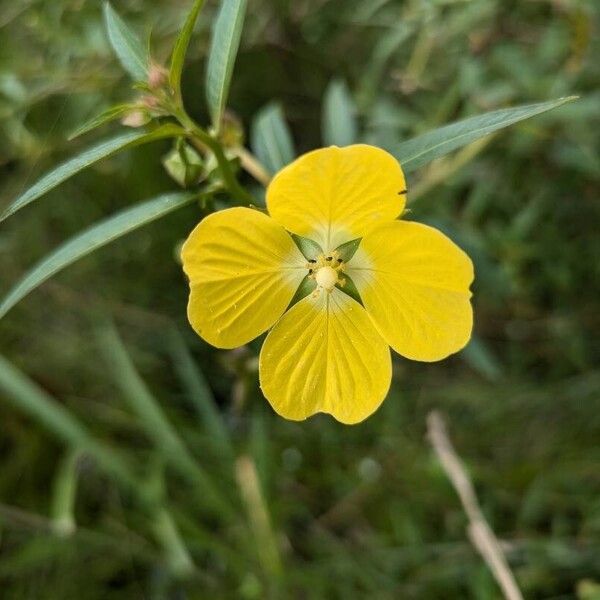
(182, 145, 474, 424)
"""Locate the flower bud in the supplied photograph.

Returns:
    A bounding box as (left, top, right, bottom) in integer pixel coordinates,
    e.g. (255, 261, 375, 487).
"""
(121, 109, 150, 128)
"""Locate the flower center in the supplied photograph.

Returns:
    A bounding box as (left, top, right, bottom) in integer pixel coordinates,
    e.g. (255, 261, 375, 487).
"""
(307, 251, 346, 295)
(315, 266, 338, 290)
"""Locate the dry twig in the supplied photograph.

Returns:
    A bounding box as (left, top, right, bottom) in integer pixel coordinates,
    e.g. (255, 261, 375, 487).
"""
(427, 411, 524, 600)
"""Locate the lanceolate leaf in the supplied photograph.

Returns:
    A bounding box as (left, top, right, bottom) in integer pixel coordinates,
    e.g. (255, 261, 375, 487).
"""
(395, 96, 577, 173)
(251, 103, 295, 175)
(205, 0, 248, 130)
(103, 2, 149, 81)
(170, 0, 206, 94)
(0, 192, 197, 319)
(68, 104, 135, 140)
(1, 124, 184, 222)
(322, 79, 358, 147)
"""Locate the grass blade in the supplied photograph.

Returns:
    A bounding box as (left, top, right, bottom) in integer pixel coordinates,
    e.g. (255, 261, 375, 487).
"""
(0, 192, 196, 319)
(395, 97, 577, 172)
(103, 2, 149, 81)
(0, 355, 135, 487)
(1, 124, 184, 222)
(96, 323, 235, 516)
(250, 103, 295, 175)
(322, 79, 358, 147)
(205, 0, 248, 130)
(167, 329, 234, 459)
(0, 355, 89, 447)
(51, 449, 81, 537)
(170, 0, 206, 94)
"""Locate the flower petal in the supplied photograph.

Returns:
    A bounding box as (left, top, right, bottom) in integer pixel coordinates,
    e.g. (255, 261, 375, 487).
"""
(259, 287, 391, 424)
(347, 221, 474, 362)
(182, 207, 306, 348)
(266, 145, 406, 250)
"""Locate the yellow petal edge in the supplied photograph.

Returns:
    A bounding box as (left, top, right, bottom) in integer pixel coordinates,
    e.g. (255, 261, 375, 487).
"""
(266, 145, 406, 250)
(182, 207, 306, 349)
(347, 220, 474, 362)
(259, 287, 392, 424)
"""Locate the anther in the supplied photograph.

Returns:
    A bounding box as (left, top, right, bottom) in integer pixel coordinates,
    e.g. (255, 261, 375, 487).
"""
(337, 258, 343, 263)
(398, 189, 407, 195)
(326, 256, 332, 261)
(308, 259, 317, 263)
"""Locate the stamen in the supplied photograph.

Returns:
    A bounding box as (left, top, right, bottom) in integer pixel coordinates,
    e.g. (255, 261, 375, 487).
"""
(307, 250, 346, 294)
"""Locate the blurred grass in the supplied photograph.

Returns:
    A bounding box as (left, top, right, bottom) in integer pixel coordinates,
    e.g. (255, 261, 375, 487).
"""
(0, 0, 599, 597)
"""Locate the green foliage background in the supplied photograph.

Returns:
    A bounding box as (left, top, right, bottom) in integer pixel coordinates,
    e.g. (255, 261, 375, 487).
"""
(0, 0, 599, 597)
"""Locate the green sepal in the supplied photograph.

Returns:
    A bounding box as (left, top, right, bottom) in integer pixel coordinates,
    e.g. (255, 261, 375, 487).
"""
(334, 237, 361, 262)
(291, 234, 322, 261)
(287, 276, 316, 310)
(336, 273, 363, 306)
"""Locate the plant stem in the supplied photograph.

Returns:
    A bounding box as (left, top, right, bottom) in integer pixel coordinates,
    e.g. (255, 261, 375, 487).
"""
(234, 147, 272, 186)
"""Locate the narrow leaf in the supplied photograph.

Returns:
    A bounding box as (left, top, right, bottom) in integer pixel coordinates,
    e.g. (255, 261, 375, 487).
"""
(69, 104, 134, 140)
(0, 192, 196, 319)
(462, 336, 503, 381)
(0, 355, 136, 488)
(1, 124, 184, 222)
(167, 329, 234, 459)
(170, 0, 206, 93)
(51, 449, 81, 536)
(322, 79, 358, 147)
(0, 355, 90, 446)
(395, 97, 577, 172)
(205, 0, 248, 130)
(251, 103, 295, 175)
(103, 2, 149, 81)
(97, 323, 233, 516)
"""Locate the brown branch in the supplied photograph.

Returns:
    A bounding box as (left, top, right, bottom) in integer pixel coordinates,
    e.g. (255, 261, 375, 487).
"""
(426, 411, 524, 600)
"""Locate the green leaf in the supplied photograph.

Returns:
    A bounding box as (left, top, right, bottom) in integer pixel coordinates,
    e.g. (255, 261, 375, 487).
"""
(68, 104, 134, 140)
(322, 79, 358, 147)
(170, 0, 206, 94)
(0, 355, 136, 488)
(51, 449, 81, 537)
(96, 322, 233, 517)
(461, 335, 503, 381)
(205, 0, 248, 130)
(0, 192, 196, 319)
(103, 2, 149, 81)
(395, 96, 577, 173)
(291, 233, 322, 261)
(166, 329, 234, 459)
(334, 237, 361, 262)
(1, 124, 184, 222)
(0, 355, 89, 447)
(251, 103, 295, 175)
